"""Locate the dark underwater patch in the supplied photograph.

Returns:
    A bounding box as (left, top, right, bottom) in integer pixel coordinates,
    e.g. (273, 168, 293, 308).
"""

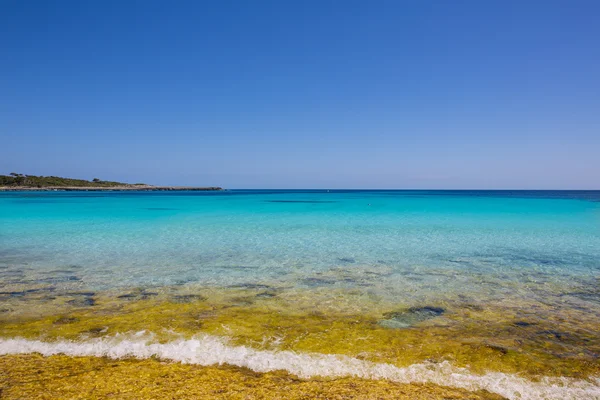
(54, 316, 80, 325)
(379, 306, 445, 329)
(117, 290, 158, 301)
(66, 291, 96, 297)
(483, 343, 509, 354)
(68, 296, 96, 307)
(301, 277, 337, 287)
(37, 275, 81, 283)
(171, 294, 207, 303)
(514, 321, 534, 327)
(117, 293, 137, 299)
(256, 291, 277, 298)
(227, 283, 273, 290)
(560, 291, 600, 304)
(0, 287, 56, 299)
(265, 200, 338, 203)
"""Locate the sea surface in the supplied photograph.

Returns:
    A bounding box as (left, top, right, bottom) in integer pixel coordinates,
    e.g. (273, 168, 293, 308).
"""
(1, 190, 599, 399)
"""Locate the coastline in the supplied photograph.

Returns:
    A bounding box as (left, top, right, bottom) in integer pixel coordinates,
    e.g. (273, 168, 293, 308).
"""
(1, 284, 599, 399)
(0, 186, 223, 192)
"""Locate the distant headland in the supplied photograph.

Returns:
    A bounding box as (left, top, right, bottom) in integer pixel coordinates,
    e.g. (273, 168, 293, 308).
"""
(0, 173, 222, 191)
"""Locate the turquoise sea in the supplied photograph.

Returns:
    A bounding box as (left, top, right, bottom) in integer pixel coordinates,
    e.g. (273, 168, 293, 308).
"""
(1, 190, 600, 399)
(1, 190, 599, 296)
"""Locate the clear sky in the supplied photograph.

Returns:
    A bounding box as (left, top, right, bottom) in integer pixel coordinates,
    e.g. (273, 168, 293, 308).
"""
(1, 0, 599, 189)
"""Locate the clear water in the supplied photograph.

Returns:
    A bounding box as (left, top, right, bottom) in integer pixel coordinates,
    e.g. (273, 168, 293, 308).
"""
(1, 190, 599, 303)
(2, 190, 600, 399)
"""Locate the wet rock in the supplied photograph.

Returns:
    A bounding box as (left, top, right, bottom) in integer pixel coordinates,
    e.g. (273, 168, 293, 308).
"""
(379, 306, 445, 329)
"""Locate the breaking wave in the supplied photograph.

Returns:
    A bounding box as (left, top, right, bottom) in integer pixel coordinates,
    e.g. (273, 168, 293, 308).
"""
(1, 333, 598, 400)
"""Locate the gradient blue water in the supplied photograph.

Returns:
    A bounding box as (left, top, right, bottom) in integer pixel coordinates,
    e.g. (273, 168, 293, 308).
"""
(1, 190, 599, 303)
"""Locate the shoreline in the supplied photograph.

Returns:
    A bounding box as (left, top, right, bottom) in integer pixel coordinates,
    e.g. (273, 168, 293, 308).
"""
(1, 279, 599, 399)
(0, 354, 505, 400)
(2, 284, 599, 380)
(0, 186, 223, 192)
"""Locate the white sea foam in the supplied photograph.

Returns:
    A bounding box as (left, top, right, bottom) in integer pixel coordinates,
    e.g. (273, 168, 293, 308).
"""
(1, 333, 599, 400)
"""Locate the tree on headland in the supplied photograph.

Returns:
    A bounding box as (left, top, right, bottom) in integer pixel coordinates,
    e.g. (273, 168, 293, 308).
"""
(92, 178, 101, 183)
(13, 175, 24, 185)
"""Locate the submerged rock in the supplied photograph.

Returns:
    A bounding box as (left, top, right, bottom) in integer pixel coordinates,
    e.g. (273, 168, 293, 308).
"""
(228, 283, 272, 290)
(117, 290, 158, 301)
(38, 275, 81, 283)
(378, 306, 445, 329)
(67, 296, 96, 307)
(484, 343, 509, 355)
(256, 291, 277, 298)
(171, 294, 207, 303)
(514, 321, 533, 327)
(66, 291, 95, 297)
(117, 293, 137, 299)
(301, 277, 336, 287)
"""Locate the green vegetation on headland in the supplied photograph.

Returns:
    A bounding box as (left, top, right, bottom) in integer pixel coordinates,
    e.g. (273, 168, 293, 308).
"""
(0, 173, 222, 191)
(0, 173, 138, 188)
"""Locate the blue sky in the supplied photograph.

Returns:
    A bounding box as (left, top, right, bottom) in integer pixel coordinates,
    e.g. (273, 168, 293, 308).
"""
(1, 0, 599, 188)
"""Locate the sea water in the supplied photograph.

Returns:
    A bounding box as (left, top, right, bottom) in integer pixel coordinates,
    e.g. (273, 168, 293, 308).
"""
(1, 190, 599, 399)
(1, 190, 598, 296)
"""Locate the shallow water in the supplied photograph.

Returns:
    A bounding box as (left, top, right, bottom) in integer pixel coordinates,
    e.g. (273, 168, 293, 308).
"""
(1, 190, 599, 399)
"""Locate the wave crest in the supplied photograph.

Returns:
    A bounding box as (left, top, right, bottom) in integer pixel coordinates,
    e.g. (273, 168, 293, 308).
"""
(1, 333, 598, 400)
